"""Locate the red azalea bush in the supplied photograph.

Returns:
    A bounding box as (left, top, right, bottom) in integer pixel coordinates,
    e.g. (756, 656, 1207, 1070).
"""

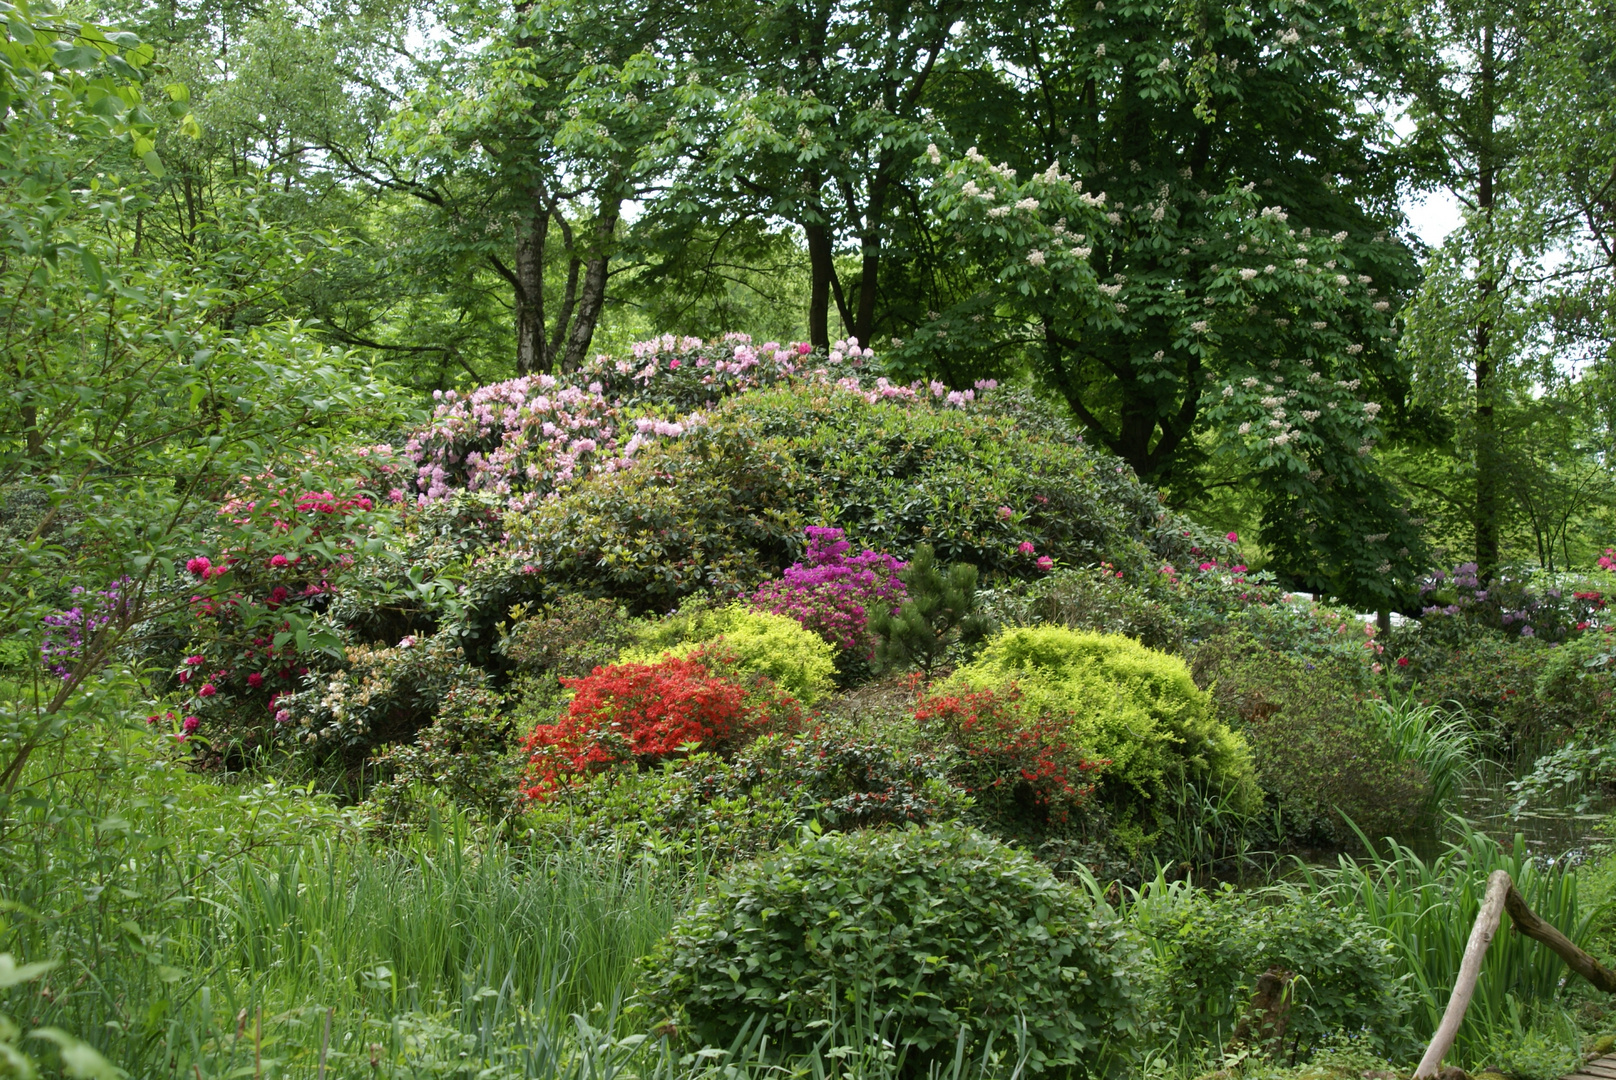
(522, 648, 804, 800)
(912, 682, 1104, 833)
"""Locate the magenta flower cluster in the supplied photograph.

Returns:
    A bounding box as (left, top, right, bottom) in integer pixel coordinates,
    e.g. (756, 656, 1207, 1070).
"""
(751, 526, 907, 653)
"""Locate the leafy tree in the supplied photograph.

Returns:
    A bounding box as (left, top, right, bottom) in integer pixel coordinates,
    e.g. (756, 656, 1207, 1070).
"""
(880, 0, 1428, 606)
(665, 0, 975, 347)
(0, 2, 406, 794)
(1395, 0, 1616, 575)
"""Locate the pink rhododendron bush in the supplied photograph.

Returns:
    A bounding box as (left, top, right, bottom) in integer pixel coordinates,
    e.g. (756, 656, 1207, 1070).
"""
(120, 334, 1229, 766)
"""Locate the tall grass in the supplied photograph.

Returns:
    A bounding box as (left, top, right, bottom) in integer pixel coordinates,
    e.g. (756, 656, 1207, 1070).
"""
(1369, 695, 1487, 814)
(1296, 824, 1594, 1066)
(0, 729, 698, 1078)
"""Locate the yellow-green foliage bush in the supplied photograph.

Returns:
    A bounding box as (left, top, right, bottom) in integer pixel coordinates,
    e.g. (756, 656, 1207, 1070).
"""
(950, 626, 1258, 819)
(619, 604, 836, 705)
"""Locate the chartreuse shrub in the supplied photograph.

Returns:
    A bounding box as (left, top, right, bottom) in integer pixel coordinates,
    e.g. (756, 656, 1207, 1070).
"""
(1131, 881, 1415, 1061)
(950, 627, 1257, 823)
(637, 823, 1147, 1074)
(619, 603, 836, 704)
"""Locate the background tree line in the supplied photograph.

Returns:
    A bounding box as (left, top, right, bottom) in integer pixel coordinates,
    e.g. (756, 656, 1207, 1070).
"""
(8, 0, 1616, 609)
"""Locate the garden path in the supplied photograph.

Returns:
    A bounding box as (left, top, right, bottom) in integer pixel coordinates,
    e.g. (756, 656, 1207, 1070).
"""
(1566, 1055, 1616, 1080)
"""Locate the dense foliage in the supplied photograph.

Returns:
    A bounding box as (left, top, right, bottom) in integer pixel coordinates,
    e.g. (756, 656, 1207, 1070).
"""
(638, 824, 1148, 1073)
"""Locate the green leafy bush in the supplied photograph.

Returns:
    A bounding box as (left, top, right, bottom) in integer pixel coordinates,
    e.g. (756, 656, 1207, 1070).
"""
(367, 686, 519, 827)
(1392, 633, 1553, 755)
(524, 732, 968, 861)
(637, 823, 1147, 1073)
(951, 627, 1258, 821)
(982, 564, 1188, 653)
(1193, 638, 1428, 845)
(724, 383, 1219, 577)
(1134, 884, 1415, 1061)
(499, 595, 635, 680)
(501, 423, 809, 614)
(619, 603, 836, 705)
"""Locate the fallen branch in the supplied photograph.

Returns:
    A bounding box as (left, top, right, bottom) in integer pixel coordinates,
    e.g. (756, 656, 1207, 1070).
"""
(1414, 869, 1616, 1078)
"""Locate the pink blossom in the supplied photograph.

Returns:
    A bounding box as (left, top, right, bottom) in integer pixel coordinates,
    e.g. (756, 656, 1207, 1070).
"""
(1036, 556, 1053, 572)
(186, 556, 212, 576)
(797, 342, 812, 355)
(268, 554, 290, 569)
(182, 716, 199, 733)
(198, 683, 217, 697)
(185, 655, 205, 666)
(1017, 541, 1036, 555)
(997, 506, 1013, 520)
(247, 672, 264, 688)
(1226, 531, 1239, 543)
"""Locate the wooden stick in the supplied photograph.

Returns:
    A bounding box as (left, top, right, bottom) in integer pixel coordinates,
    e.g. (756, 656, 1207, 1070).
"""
(1414, 869, 1512, 1079)
(1504, 885, 1616, 993)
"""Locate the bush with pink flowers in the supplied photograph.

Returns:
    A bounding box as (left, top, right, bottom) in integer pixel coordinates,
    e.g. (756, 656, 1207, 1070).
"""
(750, 526, 906, 656)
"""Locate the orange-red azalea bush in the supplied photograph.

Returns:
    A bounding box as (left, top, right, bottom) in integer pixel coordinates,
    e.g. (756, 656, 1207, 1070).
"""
(523, 648, 803, 799)
(913, 682, 1104, 830)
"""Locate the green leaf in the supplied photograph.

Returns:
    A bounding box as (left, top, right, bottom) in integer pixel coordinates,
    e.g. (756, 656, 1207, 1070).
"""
(0, 955, 56, 990)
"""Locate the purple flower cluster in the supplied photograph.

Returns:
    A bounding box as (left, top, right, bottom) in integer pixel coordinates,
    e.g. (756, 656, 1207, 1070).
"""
(752, 527, 906, 654)
(41, 578, 132, 679)
(1417, 560, 1606, 642)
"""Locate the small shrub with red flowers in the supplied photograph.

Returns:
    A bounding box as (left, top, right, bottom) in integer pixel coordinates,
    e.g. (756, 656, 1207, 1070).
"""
(913, 682, 1104, 840)
(522, 648, 804, 799)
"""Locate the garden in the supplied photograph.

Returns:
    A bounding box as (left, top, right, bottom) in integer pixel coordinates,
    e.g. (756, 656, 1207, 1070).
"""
(5, 0, 1616, 1077)
(6, 336, 1616, 1080)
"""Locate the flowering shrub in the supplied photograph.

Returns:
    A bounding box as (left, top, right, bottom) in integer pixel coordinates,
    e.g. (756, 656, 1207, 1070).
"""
(273, 630, 481, 763)
(403, 335, 965, 511)
(1414, 561, 1607, 644)
(522, 649, 803, 799)
(951, 626, 1258, 820)
(913, 682, 1103, 834)
(750, 526, 905, 654)
(168, 460, 403, 753)
(40, 578, 134, 678)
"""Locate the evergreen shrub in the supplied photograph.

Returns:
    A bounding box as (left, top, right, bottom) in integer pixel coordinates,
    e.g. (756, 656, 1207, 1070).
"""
(637, 823, 1147, 1073)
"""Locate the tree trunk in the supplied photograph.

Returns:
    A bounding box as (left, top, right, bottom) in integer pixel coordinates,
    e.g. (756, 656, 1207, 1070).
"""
(805, 218, 834, 349)
(514, 193, 550, 376)
(561, 194, 622, 372)
(1474, 19, 1500, 579)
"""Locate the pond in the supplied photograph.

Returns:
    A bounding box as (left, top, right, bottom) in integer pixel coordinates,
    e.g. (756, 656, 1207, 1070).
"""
(1449, 762, 1613, 866)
